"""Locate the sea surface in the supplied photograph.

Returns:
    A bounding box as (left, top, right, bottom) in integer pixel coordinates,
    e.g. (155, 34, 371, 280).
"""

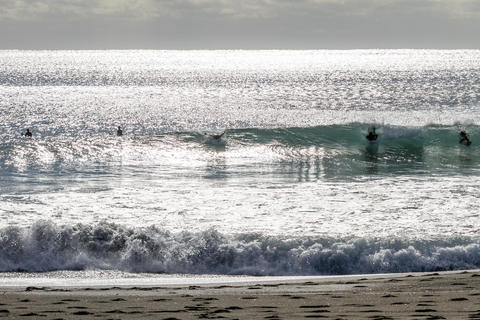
(0, 50, 479, 276)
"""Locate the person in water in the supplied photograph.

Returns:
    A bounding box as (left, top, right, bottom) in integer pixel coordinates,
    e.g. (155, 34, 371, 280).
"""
(205, 132, 224, 140)
(211, 132, 224, 140)
(366, 127, 378, 142)
(117, 126, 123, 136)
(459, 131, 471, 146)
(24, 129, 32, 137)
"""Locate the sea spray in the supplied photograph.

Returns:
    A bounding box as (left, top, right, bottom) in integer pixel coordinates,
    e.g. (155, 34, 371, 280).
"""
(1, 221, 479, 275)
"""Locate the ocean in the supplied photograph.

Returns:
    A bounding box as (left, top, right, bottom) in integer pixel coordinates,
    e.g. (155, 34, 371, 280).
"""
(0, 50, 479, 276)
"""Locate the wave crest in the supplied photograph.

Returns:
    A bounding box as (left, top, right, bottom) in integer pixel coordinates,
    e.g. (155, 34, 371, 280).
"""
(1, 221, 479, 275)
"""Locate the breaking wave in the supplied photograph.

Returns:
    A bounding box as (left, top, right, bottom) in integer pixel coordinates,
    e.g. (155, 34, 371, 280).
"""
(1, 221, 479, 275)
(1, 123, 479, 176)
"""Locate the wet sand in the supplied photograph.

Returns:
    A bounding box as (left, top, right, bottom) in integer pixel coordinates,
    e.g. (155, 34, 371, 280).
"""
(0, 270, 479, 319)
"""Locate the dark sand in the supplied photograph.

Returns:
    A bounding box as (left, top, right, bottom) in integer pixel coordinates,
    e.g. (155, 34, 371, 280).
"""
(0, 270, 479, 319)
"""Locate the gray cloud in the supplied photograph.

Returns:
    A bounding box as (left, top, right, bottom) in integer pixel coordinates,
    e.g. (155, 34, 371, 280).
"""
(0, 0, 479, 48)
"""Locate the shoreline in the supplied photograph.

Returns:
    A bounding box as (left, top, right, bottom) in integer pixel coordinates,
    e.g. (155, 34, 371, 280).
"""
(0, 270, 423, 288)
(0, 270, 479, 319)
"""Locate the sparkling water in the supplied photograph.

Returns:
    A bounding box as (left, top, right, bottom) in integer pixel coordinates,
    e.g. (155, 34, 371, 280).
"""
(0, 50, 479, 275)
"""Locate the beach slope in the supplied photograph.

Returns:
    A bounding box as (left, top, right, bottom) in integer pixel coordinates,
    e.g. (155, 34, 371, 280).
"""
(0, 270, 479, 319)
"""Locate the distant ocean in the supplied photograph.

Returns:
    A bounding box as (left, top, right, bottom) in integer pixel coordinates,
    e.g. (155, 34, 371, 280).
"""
(1, 50, 479, 276)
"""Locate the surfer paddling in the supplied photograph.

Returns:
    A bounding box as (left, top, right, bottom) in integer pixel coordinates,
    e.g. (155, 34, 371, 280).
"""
(24, 129, 32, 137)
(366, 127, 378, 142)
(459, 131, 471, 146)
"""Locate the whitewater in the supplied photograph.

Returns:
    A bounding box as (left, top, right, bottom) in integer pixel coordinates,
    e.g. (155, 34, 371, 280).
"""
(0, 50, 479, 276)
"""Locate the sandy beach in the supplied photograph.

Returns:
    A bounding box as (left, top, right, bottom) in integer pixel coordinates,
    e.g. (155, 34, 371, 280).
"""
(0, 270, 479, 319)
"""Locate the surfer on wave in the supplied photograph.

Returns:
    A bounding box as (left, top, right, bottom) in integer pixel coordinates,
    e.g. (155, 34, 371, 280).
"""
(203, 131, 226, 146)
(459, 131, 471, 146)
(205, 132, 224, 140)
(211, 132, 224, 140)
(366, 127, 378, 142)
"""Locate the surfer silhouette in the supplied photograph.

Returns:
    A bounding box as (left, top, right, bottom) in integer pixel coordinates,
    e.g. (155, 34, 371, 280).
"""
(117, 126, 123, 136)
(459, 131, 471, 146)
(211, 132, 224, 140)
(24, 129, 32, 137)
(366, 127, 378, 142)
(205, 132, 224, 140)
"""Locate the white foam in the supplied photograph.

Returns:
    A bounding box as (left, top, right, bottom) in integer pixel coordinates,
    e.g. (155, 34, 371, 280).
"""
(0, 221, 479, 276)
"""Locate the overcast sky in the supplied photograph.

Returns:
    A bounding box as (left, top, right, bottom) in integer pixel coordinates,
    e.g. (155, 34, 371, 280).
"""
(0, 0, 479, 49)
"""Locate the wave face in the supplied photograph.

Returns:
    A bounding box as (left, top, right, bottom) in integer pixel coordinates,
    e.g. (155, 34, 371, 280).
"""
(1, 221, 479, 275)
(230, 124, 476, 148)
(1, 124, 479, 177)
